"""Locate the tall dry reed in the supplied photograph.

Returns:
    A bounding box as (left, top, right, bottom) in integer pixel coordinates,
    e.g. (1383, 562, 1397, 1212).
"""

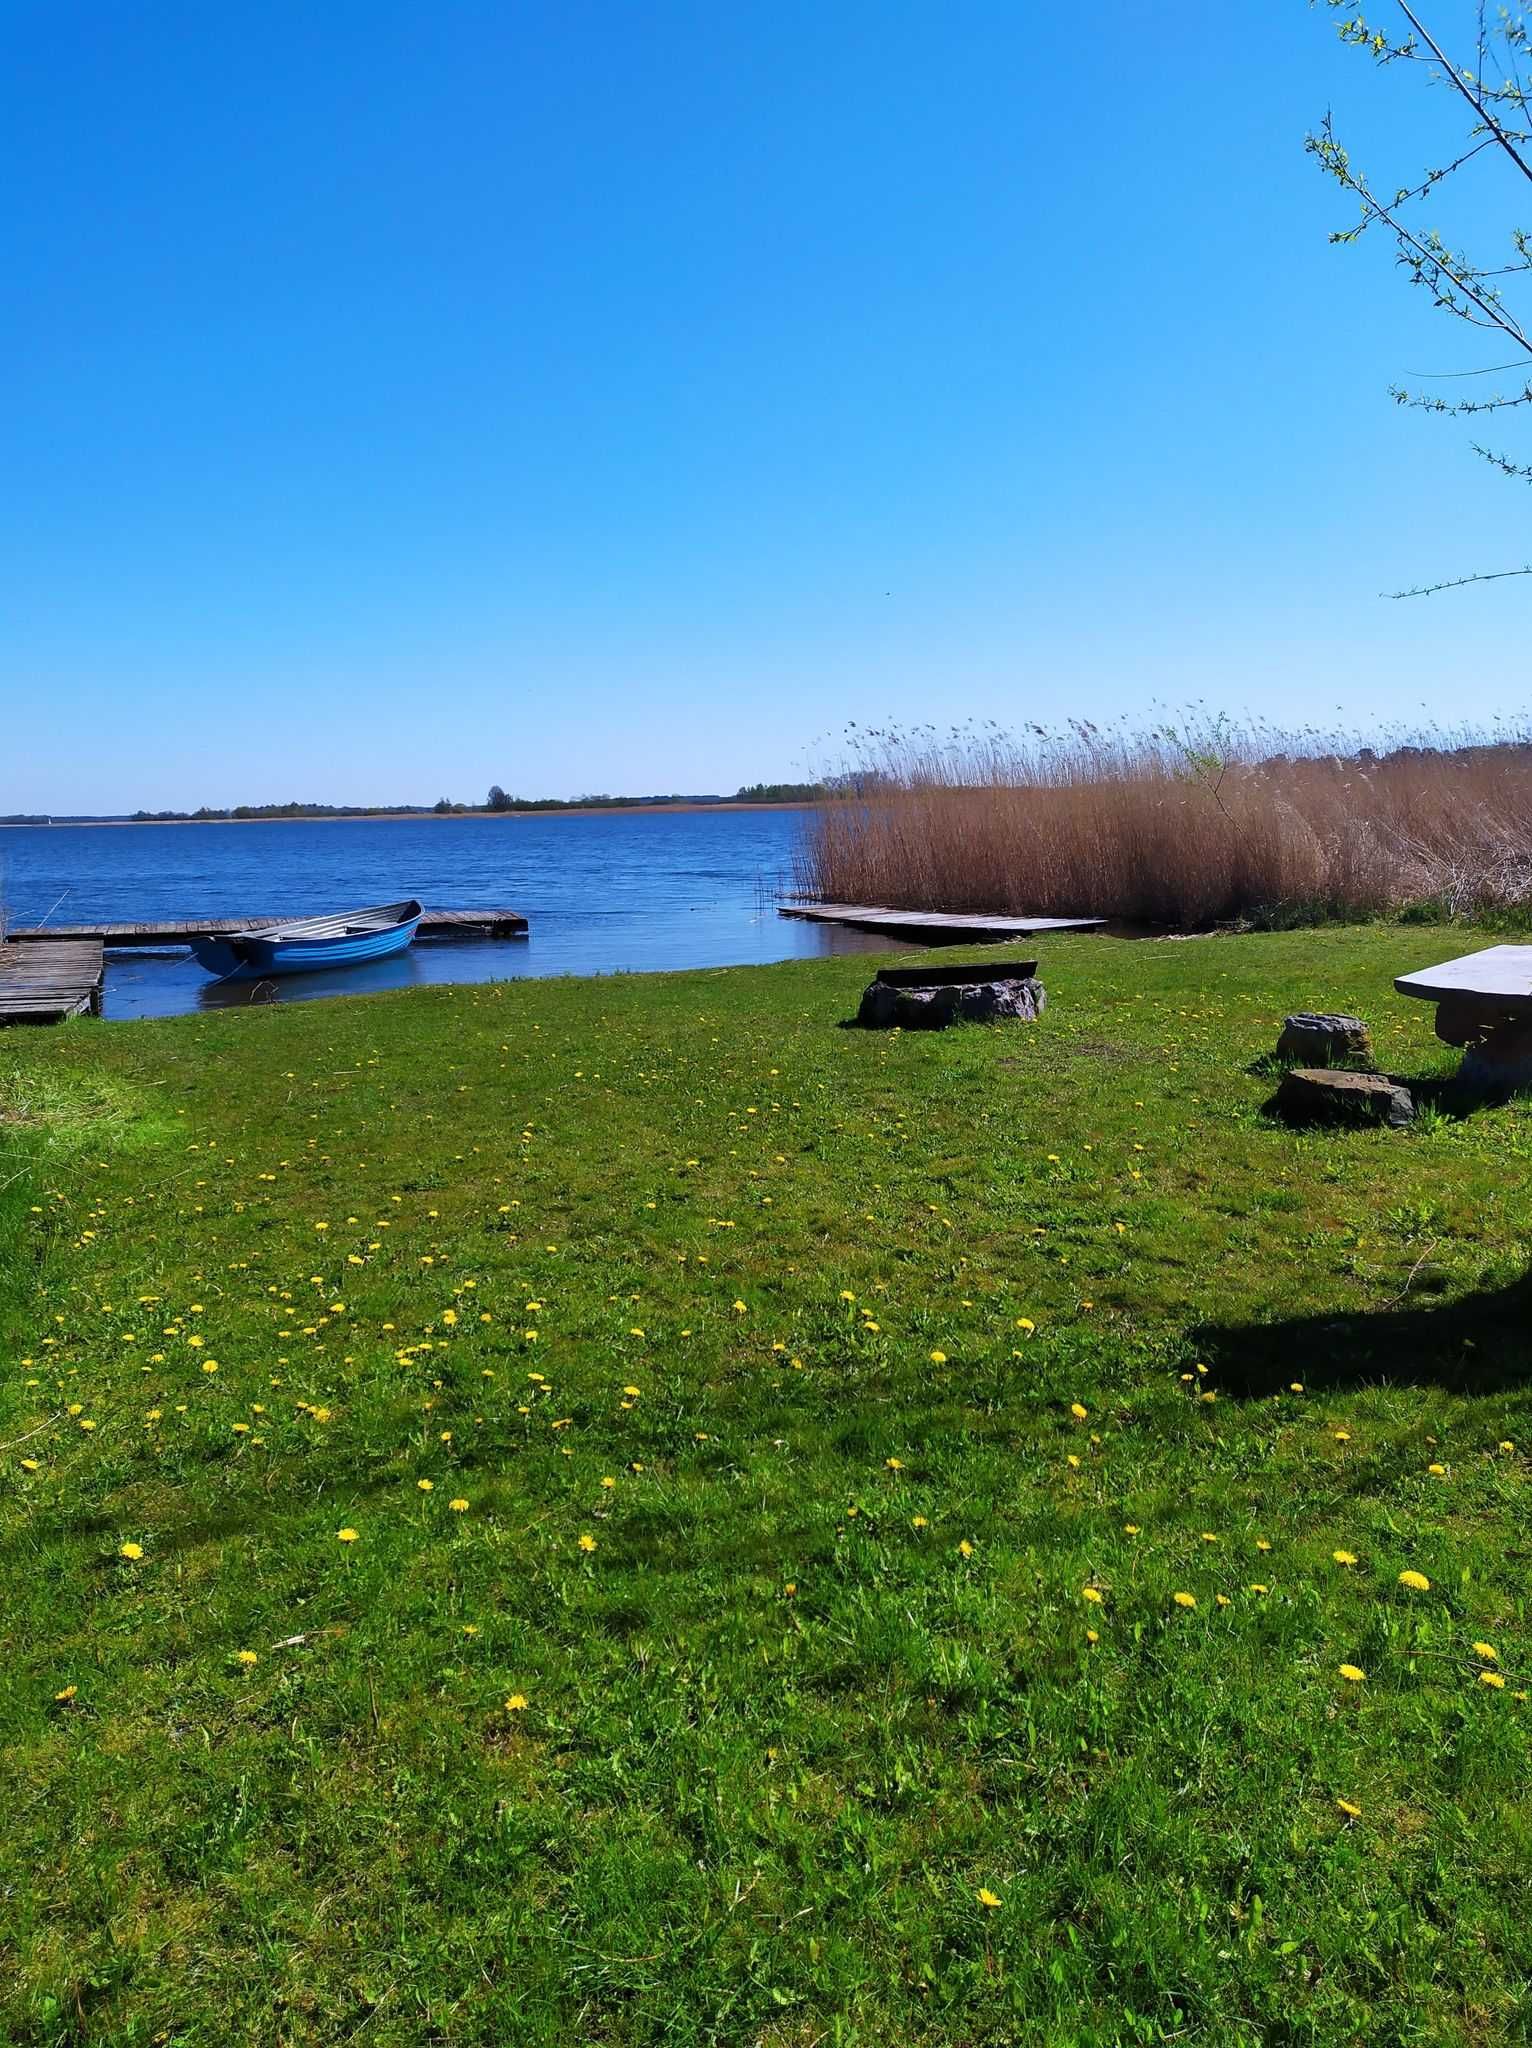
(793, 717, 1532, 927)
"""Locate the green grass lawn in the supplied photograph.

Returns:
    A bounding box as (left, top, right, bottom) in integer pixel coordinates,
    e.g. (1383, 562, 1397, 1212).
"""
(3, 928, 1530, 2047)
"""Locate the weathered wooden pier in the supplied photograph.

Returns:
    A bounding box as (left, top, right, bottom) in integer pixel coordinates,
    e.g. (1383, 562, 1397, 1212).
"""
(0, 939, 105, 1023)
(0, 908, 526, 1025)
(778, 902, 1103, 942)
(8, 906, 527, 948)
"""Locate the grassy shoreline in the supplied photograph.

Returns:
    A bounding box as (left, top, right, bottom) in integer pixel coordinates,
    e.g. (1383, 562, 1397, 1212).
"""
(3, 932, 1530, 2045)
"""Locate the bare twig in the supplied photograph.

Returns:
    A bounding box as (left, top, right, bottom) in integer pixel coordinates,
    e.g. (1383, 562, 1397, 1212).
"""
(0, 1418, 58, 1455)
(1387, 564, 1532, 597)
(1381, 1239, 1440, 1307)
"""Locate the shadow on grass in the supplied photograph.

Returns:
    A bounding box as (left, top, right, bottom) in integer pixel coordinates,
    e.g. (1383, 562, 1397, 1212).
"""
(1193, 1270, 1532, 1398)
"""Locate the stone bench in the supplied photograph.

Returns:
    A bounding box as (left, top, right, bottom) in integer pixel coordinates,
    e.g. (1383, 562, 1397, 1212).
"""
(856, 959, 1045, 1029)
(1395, 944, 1532, 1094)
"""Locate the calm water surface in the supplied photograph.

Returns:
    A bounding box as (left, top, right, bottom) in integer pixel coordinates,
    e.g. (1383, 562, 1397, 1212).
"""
(0, 810, 905, 1019)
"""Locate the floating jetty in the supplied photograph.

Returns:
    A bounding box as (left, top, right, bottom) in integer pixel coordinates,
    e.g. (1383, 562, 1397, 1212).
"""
(0, 908, 526, 1026)
(0, 939, 104, 1024)
(778, 902, 1103, 943)
(8, 906, 528, 948)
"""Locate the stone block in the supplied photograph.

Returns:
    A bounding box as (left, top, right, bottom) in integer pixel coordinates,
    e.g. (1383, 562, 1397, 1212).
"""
(1276, 1067, 1415, 1128)
(857, 976, 1047, 1030)
(1276, 1013, 1372, 1066)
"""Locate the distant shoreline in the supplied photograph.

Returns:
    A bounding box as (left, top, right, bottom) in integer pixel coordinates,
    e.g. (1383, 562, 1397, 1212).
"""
(0, 801, 819, 830)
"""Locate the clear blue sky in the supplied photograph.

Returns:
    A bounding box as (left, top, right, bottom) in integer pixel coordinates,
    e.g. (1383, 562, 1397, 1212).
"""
(3, 1, 1525, 811)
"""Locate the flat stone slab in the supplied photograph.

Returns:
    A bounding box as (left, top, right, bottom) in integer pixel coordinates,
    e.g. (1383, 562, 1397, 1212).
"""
(1276, 1067, 1415, 1128)
(1395, 945, 1532, 1011)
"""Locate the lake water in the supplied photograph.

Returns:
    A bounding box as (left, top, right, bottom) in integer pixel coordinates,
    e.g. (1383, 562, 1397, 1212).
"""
(0, 809, 907, 1019)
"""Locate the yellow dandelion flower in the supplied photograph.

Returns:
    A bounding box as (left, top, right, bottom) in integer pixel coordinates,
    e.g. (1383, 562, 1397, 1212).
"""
(337, 1527, 358, 1543)
(1215, 1594, 1232, 1607)
(1338, 1663, 1365, 1683)
(1480, 1670, 1507, 1689)
(1332, 1550, 1358, 1567)
(1070, 1402, 1088, 1420)
(1124, 1523, 1140, 1535)
(54, 1684, 78, 1703)
(506, 1693, 528, 1712)
(885, 1457, 903, 1471)
(1249, 1583, 1269, 1594)
(958, 1539, 974, 1558)
(1085, 1627, 1099, 1643)
(1336, 1797, 1361, 1819)
(1427, 1463, 1446, 1476)
(1066, 1453, 1080, 1469)
(1173, 1591, 1196, 1609)
(449, 1498, 469, 1512)
(1397, 1569, 1430, 1592)
(578, 1533, 597, 1553)
(235, 1649, 258, 1667)
(1016, 1317, 1035, 1332)
(118, 1541, 144, 1561)
(1474, 1642, 1498, 1662)
(417, 1478, 434, 1492)
(1082, 1586, 1104, 1604)
(976, 1887, 1002, 1909)
(929, 1349, 947, 1364)
(912, 1515, 928, 1529)
(1255, 1538, 1272, 1552)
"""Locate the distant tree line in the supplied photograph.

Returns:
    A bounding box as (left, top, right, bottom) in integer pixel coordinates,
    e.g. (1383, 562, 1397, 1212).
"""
(0, 783, 836, 826)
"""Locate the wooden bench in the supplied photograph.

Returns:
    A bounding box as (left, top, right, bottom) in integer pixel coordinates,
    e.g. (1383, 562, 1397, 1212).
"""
(1395, 944, 1532, 1092)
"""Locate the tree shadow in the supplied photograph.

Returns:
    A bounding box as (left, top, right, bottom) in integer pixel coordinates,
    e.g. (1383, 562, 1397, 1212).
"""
(1192, 1271, 1532, 1398)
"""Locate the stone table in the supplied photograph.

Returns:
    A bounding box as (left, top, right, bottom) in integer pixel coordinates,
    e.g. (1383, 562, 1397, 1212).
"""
(1395, 944, 1532, 1094)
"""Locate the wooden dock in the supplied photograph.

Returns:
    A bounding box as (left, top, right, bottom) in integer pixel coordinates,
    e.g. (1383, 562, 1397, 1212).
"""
(778, 902, 1105, 942)
(9, 906, 527, 948)
(0, 939, 104, 1024)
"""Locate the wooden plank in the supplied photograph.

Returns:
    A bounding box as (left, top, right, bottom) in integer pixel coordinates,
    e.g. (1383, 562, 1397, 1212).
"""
(9, 907, 528, 948)
(0, 938, 103, 1025)
(1395, 945, 1532, 1010)
(778, 902, 1104, 938)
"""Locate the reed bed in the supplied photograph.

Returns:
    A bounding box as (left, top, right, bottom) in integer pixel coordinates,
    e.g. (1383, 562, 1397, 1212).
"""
(793, 718, 1532, 927)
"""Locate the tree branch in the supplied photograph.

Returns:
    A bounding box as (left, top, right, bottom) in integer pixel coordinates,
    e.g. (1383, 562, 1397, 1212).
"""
(1387, 564, 1532, 598)
(1395, 2, 1532, 184)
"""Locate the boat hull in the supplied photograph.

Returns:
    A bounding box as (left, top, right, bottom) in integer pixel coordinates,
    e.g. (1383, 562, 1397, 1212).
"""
(190, 913, 422, 980)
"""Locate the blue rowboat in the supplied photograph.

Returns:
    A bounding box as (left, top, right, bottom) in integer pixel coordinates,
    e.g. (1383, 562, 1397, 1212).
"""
(189, 898, 424, 980)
